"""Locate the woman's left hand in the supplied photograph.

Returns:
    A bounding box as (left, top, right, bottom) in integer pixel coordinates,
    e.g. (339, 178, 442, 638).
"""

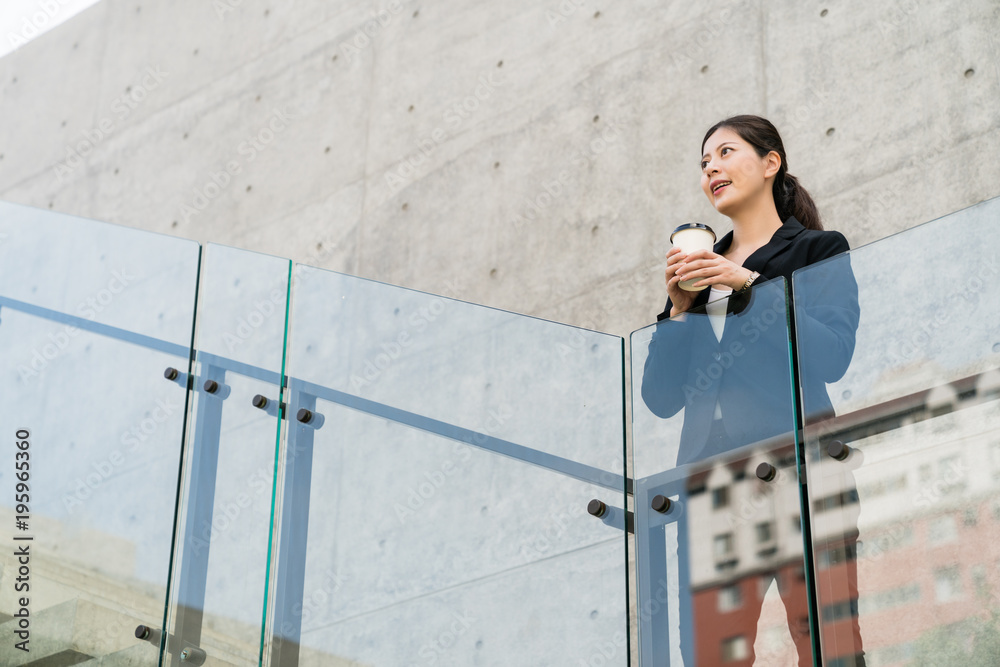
(675, 250, 754, 291)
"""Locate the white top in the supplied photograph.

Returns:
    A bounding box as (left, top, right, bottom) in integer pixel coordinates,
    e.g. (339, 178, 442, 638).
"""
(706, 285, 733, 419)
(706, 286, 733, 342)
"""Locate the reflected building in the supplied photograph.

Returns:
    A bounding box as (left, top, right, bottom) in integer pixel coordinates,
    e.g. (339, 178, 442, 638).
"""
(681, 368, 1000, 666)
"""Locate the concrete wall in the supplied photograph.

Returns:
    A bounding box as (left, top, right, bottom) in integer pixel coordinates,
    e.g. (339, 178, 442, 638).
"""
(1, 0, 998, 337)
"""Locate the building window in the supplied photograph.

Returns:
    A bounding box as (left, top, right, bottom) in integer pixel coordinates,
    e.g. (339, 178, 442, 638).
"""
(813, 489, 860, 513)
(718, 584, 743, 612)
(934, 565, 963, 602)
(972, 564, 988, 599)
(756, 522, 774, 544)
(928, 515, 958, 545)
(712, 486, 730, 509)
(720, 636, 748, 662)
(936, 455, 966, 494)
(859, 582, 921, 615)
(821, 599, 859, 622)
(714, 533, 734, 558)
(817, 543, 856, 570)
(758, 573, 777, 599)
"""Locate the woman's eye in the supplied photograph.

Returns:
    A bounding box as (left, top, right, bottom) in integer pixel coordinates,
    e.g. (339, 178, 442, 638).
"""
(721, 147, 732, 156)
(700, 161, 708, 169)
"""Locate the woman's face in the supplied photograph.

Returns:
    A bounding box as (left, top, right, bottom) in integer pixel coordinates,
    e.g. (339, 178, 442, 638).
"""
(700, 127, 779, 216)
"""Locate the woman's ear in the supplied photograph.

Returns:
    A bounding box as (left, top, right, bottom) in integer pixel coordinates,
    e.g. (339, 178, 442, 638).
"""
(764, 151, 782, 179)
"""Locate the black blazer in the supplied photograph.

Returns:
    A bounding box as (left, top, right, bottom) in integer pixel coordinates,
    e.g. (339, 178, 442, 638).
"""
(641, 217, 860, 464)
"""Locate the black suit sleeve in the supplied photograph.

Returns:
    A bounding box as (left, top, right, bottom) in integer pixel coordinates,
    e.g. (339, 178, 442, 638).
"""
(639, 313, 695, 418)
(793, 231, 860, 385)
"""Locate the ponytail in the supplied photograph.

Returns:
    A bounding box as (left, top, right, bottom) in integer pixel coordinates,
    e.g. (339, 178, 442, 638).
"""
(776, 172, 823, 231)
(702, 115, 824, 231)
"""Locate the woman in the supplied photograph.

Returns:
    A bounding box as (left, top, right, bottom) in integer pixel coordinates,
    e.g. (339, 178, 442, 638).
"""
(639, 115, 863, 666)
(642, 114, 860, 463)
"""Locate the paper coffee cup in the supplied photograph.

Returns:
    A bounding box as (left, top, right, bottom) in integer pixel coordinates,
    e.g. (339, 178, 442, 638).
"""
(670, 223, 717, 291)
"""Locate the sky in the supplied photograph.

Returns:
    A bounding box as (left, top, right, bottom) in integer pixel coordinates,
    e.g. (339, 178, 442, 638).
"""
(0, 0, 100, 60)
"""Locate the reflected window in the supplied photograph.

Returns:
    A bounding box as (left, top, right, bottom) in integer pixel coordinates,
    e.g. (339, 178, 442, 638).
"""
(756, 522, 774, 544)
(858, 582, 920, 615)
(972, 564, 989, 598)
(858, 474, 907, 498)
(790, 515, 801, 532)
(817, 542, 857, 570)
(867, 641, 915, 665)
(857, 524, 913, 560)
(936, 455, 967, 494)
(712, 486, 730, 509)
(934, 565, 963, 602)
(931, 404, 952, 418)
(720, 636, 748, 662)
(821, 598, 859, 622)
(718, 584, 743, 612)
(714, 533, 735, 558)
(813, 489, 860, 513)
(758, 573, 777, 599)
(928, 515, 958, 545)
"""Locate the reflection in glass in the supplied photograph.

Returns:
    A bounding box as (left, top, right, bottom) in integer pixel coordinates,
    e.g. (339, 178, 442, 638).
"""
(633, 278, 814, 665)
(166, 245, 290, 666)
(268, 266, 628, 665)
(0, 203, 200, 665)
(796, 196, 1000, 667)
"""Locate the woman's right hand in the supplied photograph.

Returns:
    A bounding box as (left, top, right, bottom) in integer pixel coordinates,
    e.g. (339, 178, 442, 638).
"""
(665, 247, 696, 317)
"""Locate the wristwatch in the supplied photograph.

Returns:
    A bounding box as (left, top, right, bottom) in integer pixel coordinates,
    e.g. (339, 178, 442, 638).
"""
(739, 270, 760, 292)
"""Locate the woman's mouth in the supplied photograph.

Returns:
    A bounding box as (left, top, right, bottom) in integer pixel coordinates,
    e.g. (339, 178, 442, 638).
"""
(712, 181, 731, 195)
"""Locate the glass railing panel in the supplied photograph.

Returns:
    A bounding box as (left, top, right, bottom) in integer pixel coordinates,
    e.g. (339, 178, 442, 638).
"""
(794, 195, 1000, 666)
(631, 278, 812, 665)
(280, 270, 623, 472)
(268, 266, 628, 666)
(0, 202, 200, 665)
(165, 244, 290, 666)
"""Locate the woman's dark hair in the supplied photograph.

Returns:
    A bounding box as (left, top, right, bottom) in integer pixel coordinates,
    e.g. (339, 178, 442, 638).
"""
(701, 115, 823, 231)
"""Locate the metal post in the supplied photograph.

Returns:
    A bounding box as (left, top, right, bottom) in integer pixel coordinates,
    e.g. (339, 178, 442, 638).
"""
(169, 363, 227, 665)
(635, 483, 671, 665)
(268, 385, 317, 667)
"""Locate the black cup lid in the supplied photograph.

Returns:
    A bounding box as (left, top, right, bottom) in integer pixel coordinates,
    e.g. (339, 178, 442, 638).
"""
(670, 223, 717, 243)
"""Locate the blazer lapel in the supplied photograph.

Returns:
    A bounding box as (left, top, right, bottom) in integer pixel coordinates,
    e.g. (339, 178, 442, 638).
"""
(718, 216, 807, 334)
(743, 216, 806, 274)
